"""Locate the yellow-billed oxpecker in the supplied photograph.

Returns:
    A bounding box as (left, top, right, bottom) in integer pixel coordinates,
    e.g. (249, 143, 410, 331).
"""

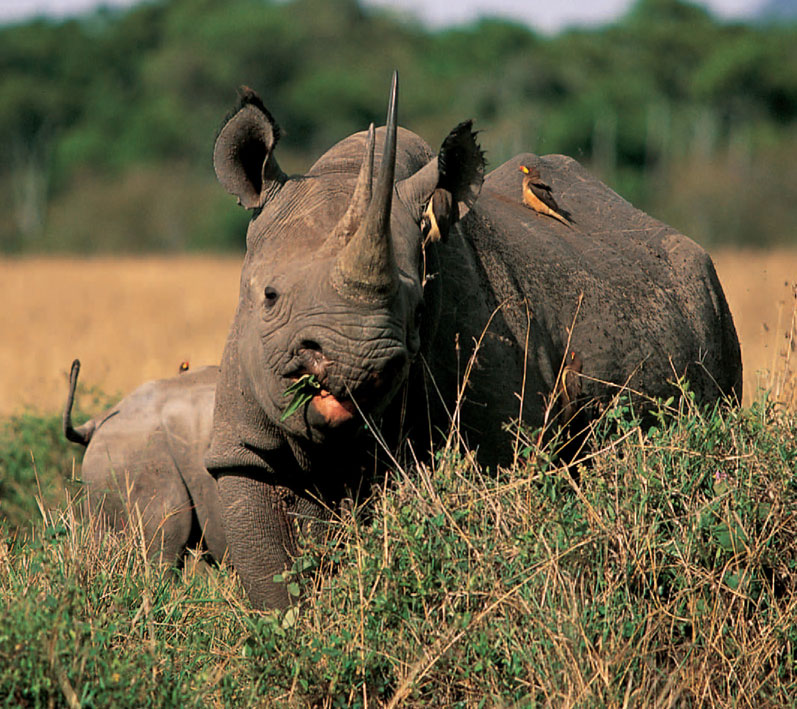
(519, 164, 571, 226)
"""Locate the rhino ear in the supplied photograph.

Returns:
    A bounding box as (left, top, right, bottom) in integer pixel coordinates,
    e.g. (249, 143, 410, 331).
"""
(213, 86, 287, 210)
(398, 120, 484, 242)
(437, 120, 485, 220)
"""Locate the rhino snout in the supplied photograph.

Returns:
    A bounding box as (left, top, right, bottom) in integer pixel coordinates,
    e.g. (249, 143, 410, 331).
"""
(282, 335, 409, 410)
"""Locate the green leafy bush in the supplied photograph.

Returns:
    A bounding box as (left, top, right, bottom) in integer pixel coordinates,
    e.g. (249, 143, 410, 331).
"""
(240, 397, 797, 705)
(1, 0, 796, 252)
(0, 412, 78, 529)
(3, 393, 793, 705)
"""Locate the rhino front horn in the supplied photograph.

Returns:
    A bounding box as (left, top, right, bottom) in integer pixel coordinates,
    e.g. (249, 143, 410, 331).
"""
(332, 71, 400, 303)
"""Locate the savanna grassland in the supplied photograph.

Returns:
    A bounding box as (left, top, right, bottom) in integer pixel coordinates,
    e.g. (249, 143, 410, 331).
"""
(2, 0, 797, 703)
(0, 249, 794, 417)
(0, 249, 796, 706)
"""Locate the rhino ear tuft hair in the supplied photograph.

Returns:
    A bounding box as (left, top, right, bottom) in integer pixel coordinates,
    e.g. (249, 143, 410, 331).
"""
(213, 86, 288, 210)
(437, 119, 485, 221)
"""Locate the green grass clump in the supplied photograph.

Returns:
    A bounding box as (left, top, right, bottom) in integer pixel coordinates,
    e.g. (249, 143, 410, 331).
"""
(281, 373, 322, 421)
(0, 412, 78, 529)
(241, 396, 797, 706)
(0, 383, 118, 530)
(1, 394, 796, 706)
(0, 505, 252, 707)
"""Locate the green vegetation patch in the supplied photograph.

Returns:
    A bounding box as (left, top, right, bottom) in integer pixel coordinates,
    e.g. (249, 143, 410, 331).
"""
(0, 514, 250, 707)
(2, 0, 797, 252)
(0, 412, 78, 529)
(281, 373, 322, 421)
(245, 397, 797, 705)
(1, 394, 796, 705)
(0, 382, 112, 529)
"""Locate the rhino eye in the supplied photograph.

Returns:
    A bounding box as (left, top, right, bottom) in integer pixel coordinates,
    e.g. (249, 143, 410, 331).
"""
(264, 286, 279, 307)
(414, 302, 424, 327)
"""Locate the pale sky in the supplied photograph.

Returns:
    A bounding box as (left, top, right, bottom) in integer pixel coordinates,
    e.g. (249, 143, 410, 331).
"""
(0, 0, 768, 32)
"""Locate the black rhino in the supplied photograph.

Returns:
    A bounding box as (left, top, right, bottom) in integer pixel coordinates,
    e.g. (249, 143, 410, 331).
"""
(63, 360, 226, 564)
(68, 73, 741, 609)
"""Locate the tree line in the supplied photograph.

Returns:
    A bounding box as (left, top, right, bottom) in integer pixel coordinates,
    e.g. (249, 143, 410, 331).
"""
(1, 0, 795, 253)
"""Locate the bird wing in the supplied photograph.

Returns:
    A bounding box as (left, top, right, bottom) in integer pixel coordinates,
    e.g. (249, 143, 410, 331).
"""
(529, 180, 561, 213)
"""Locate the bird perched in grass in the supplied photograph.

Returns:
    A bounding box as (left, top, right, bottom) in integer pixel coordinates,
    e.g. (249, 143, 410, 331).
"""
(519, 164, 570, 226)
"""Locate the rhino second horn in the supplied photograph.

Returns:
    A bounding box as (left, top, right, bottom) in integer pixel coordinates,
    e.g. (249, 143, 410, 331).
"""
(324, 124, 375, 253)
(332, 71, 400, 302)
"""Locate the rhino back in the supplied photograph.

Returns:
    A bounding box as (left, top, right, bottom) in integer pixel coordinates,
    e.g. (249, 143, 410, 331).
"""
(161, 368, 226, 559)
(421, 153, 740, 461)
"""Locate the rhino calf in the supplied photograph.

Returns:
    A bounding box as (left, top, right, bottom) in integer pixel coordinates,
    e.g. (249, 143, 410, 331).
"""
(63, 359, 226, 564)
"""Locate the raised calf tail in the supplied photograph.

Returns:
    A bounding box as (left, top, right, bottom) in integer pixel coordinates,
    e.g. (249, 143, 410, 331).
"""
(63, 359, 96, 446)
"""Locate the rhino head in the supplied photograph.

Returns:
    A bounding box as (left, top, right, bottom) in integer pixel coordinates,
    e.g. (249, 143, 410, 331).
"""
(207, 73, 484, 465)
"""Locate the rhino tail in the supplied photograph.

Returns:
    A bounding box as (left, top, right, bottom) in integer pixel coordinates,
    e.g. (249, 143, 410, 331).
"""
(63, 359, 96, 446)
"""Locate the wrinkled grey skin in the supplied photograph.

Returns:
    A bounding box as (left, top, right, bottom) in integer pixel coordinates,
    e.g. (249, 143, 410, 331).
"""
(64, 360, 227, 564)
(205, 73, 742, 609)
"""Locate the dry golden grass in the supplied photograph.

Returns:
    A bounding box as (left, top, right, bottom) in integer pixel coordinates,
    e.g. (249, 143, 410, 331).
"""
(712, 248, 797, 406)
(0, 249, 794, 416)
(0, 255, 240, 417)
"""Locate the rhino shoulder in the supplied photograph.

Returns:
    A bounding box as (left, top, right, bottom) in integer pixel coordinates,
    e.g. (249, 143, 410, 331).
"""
(161, 377, 217, 456)
(486, 152, 637, 220)
(90, 366, 218, 438)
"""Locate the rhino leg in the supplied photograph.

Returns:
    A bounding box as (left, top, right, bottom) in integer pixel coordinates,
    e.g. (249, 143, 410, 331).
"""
(217, 472, 328, 609)
(82, 445, 195, 565)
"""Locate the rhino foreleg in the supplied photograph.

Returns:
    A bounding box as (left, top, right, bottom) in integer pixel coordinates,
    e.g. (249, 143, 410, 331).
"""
(217, 472, 315, 609)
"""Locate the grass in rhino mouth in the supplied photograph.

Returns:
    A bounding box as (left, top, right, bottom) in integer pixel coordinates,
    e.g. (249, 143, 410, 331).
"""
(281, 374, 322, 421)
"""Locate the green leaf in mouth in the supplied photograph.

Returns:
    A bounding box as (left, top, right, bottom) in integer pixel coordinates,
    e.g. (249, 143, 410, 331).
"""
(280, 373, 322, 421)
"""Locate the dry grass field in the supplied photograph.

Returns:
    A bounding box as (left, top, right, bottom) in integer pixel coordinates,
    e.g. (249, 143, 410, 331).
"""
(712, 249, 797, 405)
(0, 256, 241, 417)
(0, 249, 795, 417)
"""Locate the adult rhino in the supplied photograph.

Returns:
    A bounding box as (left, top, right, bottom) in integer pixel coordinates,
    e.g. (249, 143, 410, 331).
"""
(205, 73, 741, 609)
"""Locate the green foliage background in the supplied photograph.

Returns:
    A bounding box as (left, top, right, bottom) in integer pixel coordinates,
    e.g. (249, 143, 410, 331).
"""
(1, 0, 796, 253)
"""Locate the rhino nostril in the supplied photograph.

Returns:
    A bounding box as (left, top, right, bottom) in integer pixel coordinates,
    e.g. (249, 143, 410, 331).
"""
(296, 339, 327, 380)
(299, 339, 323, 354)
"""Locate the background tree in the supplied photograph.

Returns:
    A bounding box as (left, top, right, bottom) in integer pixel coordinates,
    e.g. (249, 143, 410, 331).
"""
(0, 0, 794, 252)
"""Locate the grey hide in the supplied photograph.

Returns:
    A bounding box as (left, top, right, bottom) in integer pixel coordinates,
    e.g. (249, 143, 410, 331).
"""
(201, 73, 741, 609)
(64, 360, 226, 564)
(64, 73, 741, 609)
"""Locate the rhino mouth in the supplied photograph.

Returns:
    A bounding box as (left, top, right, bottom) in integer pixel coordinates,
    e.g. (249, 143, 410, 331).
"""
(282, 371, 376, 428)
(281, 345, 407, 429)
(309, 386, 360, 427)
